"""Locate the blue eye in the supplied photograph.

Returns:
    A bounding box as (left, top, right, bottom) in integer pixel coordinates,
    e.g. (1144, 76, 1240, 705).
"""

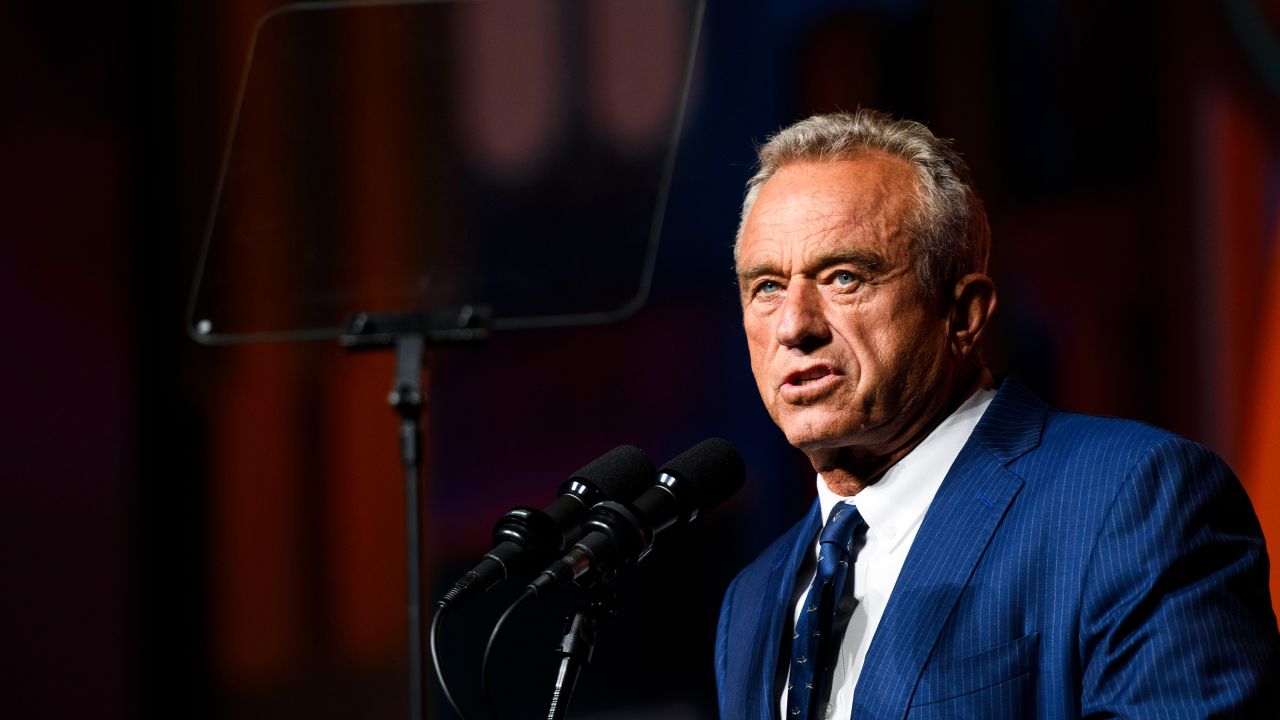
(758, 280, 781, 295)
(834, 271, 858, 286)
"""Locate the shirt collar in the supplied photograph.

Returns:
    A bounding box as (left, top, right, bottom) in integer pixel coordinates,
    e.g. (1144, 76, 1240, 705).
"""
(816, 387, 996, 553)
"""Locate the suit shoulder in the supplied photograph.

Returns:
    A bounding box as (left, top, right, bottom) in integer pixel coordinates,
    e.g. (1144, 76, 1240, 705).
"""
(1044, 409, 1175, 442)
(1038, 410, 1225, 473)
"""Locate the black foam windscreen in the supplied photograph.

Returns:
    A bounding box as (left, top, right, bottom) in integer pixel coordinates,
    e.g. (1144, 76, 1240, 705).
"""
(566, 444, 654, 501)
(658, 437, 745, 513)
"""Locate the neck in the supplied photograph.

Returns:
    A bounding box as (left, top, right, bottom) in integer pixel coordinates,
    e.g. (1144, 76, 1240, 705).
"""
(813, 367, 994, 496)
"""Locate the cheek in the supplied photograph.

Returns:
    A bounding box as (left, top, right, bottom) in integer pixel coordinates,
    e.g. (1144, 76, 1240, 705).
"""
(831, 313, 882, 372)
(743, 312, 774, 351)
(839, 309, 934, 386)
(748, 341, 767, 367)
(743, 320, 772, 379)
(894, 319, 950, 382)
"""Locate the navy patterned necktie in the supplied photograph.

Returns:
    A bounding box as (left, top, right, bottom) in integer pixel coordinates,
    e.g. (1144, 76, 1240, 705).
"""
(786, 502, 866, 719)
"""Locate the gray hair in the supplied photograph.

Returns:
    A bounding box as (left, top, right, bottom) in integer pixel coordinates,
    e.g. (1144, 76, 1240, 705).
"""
(735, 109, 990, 295)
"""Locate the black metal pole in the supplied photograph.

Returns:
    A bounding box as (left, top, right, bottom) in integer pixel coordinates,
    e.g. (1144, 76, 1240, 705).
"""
(341, 306, 490, 720)
(391, 333, 426, 720)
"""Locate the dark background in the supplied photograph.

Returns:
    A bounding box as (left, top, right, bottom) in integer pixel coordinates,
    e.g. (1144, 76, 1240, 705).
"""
(4, 0, 1280, 718)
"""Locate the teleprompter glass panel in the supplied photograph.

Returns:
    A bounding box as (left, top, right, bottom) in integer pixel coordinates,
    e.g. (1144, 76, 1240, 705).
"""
(188, 0, 703, 343)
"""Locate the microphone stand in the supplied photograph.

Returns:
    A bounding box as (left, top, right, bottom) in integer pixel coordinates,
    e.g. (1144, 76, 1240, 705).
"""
(340, 306, 490, 720)
(546, 583, 616, 720)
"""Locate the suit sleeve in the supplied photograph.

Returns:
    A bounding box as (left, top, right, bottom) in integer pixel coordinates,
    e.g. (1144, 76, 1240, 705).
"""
(1078, 437, 1280, 717)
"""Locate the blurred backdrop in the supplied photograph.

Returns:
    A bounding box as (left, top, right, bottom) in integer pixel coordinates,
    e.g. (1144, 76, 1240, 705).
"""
(4, 0, 1280, 718)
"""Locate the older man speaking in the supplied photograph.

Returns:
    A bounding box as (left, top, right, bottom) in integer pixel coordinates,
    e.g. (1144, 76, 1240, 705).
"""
(715, 110, 1279, 719)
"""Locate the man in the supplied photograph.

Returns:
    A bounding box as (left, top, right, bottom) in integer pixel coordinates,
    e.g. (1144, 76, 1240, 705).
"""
(715, 110, 1279, 718)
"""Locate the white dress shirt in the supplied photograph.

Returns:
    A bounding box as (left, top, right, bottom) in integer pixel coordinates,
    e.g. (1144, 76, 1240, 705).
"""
(779, 387, 995, 719)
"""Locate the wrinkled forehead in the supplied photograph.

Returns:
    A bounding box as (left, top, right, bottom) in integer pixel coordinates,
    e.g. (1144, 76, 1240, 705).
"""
(737, 154, 921, 270)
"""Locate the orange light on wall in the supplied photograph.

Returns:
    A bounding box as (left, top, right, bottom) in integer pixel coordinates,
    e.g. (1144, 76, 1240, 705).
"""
(1242, 210, 1280, 617)
(1199, 75, 1280, 621)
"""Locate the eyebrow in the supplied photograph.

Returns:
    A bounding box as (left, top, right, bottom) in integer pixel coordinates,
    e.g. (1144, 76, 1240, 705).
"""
(736, 248, 890, 285)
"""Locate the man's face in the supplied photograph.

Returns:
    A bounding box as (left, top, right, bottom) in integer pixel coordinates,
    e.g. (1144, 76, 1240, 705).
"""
(737, 153, 956, 458)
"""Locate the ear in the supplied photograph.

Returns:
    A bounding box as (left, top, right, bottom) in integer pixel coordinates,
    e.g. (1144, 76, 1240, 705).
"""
(948, 273, 997, 359)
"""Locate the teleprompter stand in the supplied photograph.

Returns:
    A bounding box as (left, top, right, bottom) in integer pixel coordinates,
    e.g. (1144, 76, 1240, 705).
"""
(340, 306, 491, 720)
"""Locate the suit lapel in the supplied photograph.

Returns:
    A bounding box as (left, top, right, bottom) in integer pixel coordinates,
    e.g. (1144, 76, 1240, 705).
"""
(746, 501, 823, 719)
(850, 378, 1046, 719)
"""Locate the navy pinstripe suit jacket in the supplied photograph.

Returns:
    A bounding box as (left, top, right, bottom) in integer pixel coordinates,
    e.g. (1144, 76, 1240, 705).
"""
(715, 377, 1280, 718)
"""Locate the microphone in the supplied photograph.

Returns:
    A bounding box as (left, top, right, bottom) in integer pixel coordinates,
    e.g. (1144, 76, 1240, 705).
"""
(437, 445, 654, 608)
(527, 437, 744, 596)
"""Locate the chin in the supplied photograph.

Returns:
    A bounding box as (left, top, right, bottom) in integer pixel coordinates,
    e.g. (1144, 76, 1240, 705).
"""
(773, 402, 883, 452)
(778, 417, 859, 452)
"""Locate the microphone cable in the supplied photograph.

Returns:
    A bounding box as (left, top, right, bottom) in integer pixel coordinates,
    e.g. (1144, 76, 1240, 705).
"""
(430, 603, 470, 720)
(481, 587, 536, 720)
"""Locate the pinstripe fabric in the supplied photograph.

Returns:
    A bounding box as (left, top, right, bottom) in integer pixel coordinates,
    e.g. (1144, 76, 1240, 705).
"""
(716, 377, 1280, 719)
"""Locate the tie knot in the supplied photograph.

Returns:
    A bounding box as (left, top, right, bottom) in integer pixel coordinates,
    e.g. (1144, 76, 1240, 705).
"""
(819, 502, 864, 554)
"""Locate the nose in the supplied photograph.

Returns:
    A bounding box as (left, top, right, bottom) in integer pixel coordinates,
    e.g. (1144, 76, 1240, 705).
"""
(776, 280, 830, 350)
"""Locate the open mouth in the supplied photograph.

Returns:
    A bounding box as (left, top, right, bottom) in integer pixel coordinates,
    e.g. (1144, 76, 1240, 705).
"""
(784, 365, 837, 387)
(793, 368, 830, 385)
